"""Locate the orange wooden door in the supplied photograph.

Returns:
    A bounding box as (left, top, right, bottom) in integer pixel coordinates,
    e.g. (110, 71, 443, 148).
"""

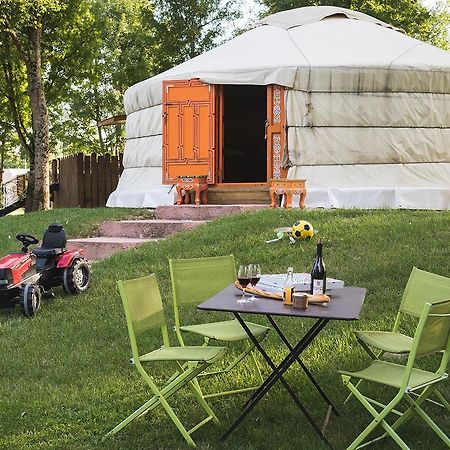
(266, 85, 287, 180)
(162, 79, 217, 184)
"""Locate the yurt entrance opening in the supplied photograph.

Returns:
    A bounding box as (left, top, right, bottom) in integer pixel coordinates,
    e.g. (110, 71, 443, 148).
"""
(162, 79, 287, 202)
(221, 85, 267, 183)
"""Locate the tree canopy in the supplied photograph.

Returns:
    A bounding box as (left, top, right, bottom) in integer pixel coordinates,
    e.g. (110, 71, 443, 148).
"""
(0, 0, 239, 209)
(258, 0, 450, 49)
(0, 0, 448, 210)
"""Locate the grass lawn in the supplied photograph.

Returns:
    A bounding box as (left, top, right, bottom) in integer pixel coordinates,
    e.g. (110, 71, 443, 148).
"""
(0, 207, 449, 449)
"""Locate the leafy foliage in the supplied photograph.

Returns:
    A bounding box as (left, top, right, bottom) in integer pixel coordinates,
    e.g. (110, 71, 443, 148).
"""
(258, 0, 450, 49)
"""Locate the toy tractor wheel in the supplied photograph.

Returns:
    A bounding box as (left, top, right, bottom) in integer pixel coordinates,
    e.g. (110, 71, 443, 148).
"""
(62, 258, 91, 294)
(20, 284, 42, 317)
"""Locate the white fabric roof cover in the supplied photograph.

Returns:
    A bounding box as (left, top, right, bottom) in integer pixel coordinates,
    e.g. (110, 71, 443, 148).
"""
(107, 6, 450, 210)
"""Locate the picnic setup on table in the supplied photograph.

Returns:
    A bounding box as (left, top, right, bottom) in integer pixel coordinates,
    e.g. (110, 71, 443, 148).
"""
(105, 222, 450, 450)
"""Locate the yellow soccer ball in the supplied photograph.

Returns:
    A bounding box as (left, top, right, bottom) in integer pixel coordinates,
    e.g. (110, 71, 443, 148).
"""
(291, 220, 314, 240)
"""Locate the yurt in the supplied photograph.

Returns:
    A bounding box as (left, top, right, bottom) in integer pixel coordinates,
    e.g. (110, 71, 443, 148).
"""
(107, 6, 450, 210)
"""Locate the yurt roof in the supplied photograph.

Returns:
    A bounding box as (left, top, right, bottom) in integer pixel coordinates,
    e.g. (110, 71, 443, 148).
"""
(125, 6, 450, 113)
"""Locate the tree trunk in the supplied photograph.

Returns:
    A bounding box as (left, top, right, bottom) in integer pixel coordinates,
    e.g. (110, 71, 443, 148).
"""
(25, 26, 49, 211)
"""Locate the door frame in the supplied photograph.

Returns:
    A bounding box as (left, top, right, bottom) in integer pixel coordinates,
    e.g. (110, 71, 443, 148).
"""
(216, 84, 286, 186)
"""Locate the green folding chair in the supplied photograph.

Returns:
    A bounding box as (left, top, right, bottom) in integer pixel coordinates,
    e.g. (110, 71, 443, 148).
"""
(351, 267, 450, 410)
(340, 298, 450, 450)
(169, 255, 270, 398)
(105, 274, 227, 447)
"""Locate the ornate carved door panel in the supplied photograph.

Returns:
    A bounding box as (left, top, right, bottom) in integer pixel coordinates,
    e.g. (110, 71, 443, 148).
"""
(162, 79, 217, 184)
(266, 85, 287, 180)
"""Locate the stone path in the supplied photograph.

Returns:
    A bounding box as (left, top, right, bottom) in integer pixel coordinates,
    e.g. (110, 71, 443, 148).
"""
(66, 205, 268, 260)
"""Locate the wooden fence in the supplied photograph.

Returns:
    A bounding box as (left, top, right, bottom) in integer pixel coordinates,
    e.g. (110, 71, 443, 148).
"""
(51, 154, 123, 208)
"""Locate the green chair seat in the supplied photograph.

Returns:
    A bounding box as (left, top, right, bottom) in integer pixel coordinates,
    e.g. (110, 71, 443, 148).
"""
(350, 268, 450, 413)
(355, 331, 413, 353)
(341, 299, 450, 450)
(340, 360, 443, 390)
(105, 274, 226, 447)
(180, 319, 270, 342)
(170, 255, 271, 398)
(140, 346, 227, 364)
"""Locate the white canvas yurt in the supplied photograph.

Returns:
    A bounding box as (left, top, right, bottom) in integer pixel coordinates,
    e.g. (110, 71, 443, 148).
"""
(107, 6, 450, 210)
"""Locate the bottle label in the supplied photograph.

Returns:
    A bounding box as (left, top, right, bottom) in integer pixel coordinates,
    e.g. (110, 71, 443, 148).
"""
(283, 286, 294, 305)
(312, 279, 324, 295)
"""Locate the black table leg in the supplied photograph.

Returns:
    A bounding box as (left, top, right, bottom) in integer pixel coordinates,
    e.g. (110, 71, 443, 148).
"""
(242, 317, 327, 411)
(221, 313, 333, 448)
(266, 315, 339, 416)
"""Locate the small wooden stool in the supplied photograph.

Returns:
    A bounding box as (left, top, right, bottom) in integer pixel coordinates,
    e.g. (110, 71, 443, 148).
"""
(176, 176, 208, 205)
(270, 179, 306, 209)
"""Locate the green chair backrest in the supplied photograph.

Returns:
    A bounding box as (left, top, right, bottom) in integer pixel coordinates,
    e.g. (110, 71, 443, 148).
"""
(117, 275, 170, 361)
(416, 299, 450, 358)
(169, 255, 237, 307)
(399, 267, 450, 317)
(403, 299, 450, 390)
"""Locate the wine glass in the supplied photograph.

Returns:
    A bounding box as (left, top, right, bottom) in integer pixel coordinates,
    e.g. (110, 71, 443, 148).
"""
(248, 264, 261, 301)
(237, 265, 251, 304)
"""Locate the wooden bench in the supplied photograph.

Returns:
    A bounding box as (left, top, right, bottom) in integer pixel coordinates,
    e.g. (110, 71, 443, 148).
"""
(176, 176, 208, 205)
(270, 179, 306, 209)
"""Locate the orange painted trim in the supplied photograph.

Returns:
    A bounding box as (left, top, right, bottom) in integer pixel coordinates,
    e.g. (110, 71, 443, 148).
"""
(266, 85, 287, 180)
(162, 79, 217, 185)
(216, 85, 224, 184)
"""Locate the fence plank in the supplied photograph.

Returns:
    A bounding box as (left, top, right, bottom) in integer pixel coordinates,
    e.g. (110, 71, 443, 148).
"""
(51, 153, 123, 208)
(105, 155, 112, 200)
(76, 155, 84, 208)
(84, 156, 92, 208)
(97, 155, 106, 207)
(91, 154, 99, 207)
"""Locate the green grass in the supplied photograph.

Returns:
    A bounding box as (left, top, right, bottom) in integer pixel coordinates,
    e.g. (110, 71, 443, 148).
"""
(0, 208, 449, 450)
(0, 207, 153, 256)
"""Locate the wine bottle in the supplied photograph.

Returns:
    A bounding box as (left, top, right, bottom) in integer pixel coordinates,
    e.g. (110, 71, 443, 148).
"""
(283, 266, 295, 305)
(310, 238, 326, 295)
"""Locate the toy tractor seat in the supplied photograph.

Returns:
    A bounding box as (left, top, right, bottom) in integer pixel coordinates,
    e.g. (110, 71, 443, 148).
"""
(32, 224, 67, 257)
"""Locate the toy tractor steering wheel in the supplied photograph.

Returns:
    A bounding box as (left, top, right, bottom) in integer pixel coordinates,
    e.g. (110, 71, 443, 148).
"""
(16, 234, 39, 252)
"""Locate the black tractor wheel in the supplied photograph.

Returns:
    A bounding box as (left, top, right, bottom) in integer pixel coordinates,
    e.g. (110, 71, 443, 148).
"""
(62, 258, 91, 295)
(20, 284, 42, 317)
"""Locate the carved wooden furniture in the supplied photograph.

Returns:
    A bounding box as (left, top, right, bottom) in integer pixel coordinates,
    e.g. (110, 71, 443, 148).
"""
(176, 176, 208, 205)
(270, 179, 306, 209)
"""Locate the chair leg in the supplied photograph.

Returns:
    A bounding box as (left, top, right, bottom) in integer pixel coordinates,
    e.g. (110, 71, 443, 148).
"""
(432, 389, 450, 411)
(389, 387, 450, 447)
(405, 394, 450, 447)
(248, 340, 264, 384)
(105, 396, 160, 437)
(197, 333, 268, 398)
(187, 378, 219, 424)
(342, 376, 409, 450)
(158, 394, 196, 447)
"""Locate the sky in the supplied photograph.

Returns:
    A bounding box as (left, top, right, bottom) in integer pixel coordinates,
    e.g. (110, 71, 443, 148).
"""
(237, 0, 449, 32)
(241, 0, 448, 17)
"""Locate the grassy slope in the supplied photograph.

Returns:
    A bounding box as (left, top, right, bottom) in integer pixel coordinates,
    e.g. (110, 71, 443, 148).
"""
(0, 208, 153, 256)
(0, 208, 449, 450)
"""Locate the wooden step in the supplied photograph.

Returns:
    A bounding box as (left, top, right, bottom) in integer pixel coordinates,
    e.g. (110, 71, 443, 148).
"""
(207, 186, 270, 205)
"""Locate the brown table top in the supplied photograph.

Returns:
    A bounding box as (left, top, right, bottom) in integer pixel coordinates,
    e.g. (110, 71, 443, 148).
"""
(197, 285, 367, 321)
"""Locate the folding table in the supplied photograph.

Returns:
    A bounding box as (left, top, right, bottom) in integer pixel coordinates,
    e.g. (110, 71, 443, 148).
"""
(197, 285, 367, 447)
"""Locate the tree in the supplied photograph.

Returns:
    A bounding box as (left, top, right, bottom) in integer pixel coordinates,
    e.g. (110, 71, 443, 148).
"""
(0, 0, 65, 210)
(150, 0, 242, 73)
(258, 0, 450, 49)
(0, 0, 243, 211)
(0, 36, 32, 171)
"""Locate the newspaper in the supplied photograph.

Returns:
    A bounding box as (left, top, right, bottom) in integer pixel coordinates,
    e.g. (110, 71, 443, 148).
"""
(258, 273, 344, 292)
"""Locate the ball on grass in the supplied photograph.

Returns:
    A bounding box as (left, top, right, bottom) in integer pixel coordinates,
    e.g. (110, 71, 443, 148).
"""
(291, 220, 314, 240)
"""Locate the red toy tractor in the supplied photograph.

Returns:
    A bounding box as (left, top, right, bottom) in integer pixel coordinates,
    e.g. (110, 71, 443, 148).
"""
(0, 224, 91, 317)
